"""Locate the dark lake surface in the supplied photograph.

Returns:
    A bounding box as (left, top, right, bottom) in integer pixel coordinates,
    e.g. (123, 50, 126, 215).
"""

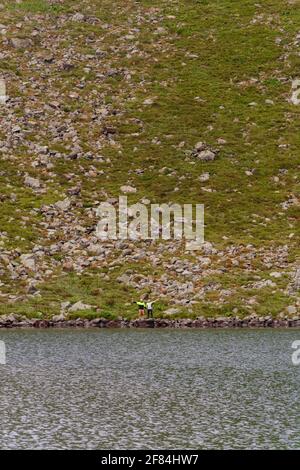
(0, 329, 299, 449)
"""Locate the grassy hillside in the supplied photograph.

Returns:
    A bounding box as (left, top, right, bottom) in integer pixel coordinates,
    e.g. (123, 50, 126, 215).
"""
(0, 0, 299, 320)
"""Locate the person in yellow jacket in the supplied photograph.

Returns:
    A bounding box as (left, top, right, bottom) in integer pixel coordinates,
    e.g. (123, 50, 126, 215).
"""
(136, 301, 146, 318)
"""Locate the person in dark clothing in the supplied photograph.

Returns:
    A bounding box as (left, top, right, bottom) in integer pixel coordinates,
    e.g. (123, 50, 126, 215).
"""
(146, 299, 158, 318)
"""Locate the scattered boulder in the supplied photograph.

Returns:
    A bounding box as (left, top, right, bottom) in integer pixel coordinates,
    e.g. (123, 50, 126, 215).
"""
(270, 272, 282, 278)
(52, 313, 66, 322)
(120, 185, 137, 194)
(197, 149, 216, 162)
(143, 98, 155, 105)
(54, 198, 72, 212)
(62, 261, 74, 272)
(10, 38, 33, 49)
(60, 301, 71, 313)
(191, 142, 218, 161)
(24, 176, 41, 189)
(289, 79, 300, 106)
(117, 274, 131, 285)
(199, 172, 210, 182)
(67, 185, 81, 196)
(25, 283, 39, 294)
(68, 301, 92, 312)
(194, 142, 207, 152)
(71, 13, 85, 22)
(287, 268, 300, 294)
(252, 279, 277, 289)
(86, 244, 104, 256)
(0, 78, 6, 105)
(287, 305, 297, 315)
(164, 308, 180, 315)
(19, 254, 36, 271)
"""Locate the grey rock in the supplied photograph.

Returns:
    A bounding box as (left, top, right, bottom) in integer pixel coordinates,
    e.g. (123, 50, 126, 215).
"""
(71, 13, 85, 22)
(287, 305, 297, 315)
(194, 141, 207, 152)
(287, 268, 300, 294)
(24, 176, 41, 189)
(54, 198, 71, 211)
(197, 150, 216, 161)
(69, 301, 92, 312)
(52, 313, 66, 322)
(19, 254, 36, 271)
(10, 38, 33, 49)
(61, 301, 71, 312)
(120, 185, 137, 194)
(164, 308, 180, 315)
(199, 172, 210, 182)
(117, 274, 131, 285)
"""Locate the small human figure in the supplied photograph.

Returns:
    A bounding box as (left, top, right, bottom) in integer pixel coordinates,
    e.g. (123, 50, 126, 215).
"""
(146, 299, 158, 318)
(136, 301, 146, 318)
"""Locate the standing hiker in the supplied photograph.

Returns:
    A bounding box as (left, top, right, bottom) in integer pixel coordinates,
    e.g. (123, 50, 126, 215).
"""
(136, 301, 146, 318)
(146, 299, 158, 318)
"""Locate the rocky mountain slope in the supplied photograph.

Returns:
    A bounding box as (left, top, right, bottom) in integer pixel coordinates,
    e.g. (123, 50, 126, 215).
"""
(0, 0, 299, 320)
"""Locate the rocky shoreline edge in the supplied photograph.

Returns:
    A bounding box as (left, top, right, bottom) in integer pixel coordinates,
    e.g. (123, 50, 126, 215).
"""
(0, 316, 300, 329)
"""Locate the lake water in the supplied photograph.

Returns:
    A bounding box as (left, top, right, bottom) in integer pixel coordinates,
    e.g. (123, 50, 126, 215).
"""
(0, 329, 299, 449)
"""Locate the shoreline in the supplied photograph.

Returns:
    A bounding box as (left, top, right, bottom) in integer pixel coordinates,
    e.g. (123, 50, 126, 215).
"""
(0, 317, 299, 329)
